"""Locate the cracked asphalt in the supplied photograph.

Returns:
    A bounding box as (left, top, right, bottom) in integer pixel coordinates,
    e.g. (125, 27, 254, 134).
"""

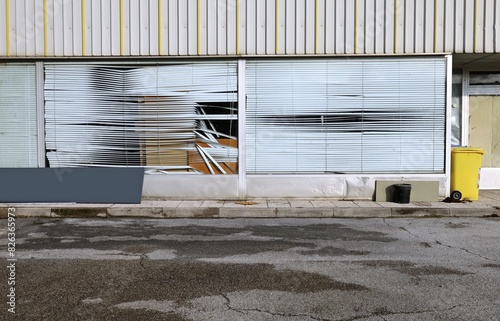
(1, 217, 500, 321)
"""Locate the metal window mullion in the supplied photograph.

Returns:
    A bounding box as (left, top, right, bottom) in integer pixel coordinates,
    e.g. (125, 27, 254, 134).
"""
(462, 70, 470, 147)
(237, 59, 246, 199)
(36, 61, 46, 168)
(445, 55, 453, 197)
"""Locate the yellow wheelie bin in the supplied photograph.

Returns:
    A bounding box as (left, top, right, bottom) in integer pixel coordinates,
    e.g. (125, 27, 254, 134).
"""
(450, 147, 485, 201)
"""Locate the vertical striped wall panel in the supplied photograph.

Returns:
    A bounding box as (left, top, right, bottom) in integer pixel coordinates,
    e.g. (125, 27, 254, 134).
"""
(1, 0, 500, 57)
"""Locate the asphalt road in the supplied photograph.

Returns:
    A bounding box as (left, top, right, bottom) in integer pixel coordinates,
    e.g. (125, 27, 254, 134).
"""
(1, 216, 499, 321)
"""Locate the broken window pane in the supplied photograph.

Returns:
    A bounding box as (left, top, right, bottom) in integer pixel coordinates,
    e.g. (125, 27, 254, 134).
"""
(44, 63, 238, 174)
(246, 58, 446, 174)
(469, 72, 500, 86)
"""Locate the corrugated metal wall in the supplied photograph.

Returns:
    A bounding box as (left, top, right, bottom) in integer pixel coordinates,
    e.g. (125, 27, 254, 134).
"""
(1, 0, 500, 57)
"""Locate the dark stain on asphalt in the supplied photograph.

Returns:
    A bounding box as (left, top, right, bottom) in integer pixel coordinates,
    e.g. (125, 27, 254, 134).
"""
(482, 263, 500, 269)
(23, 220, 397, 243)
(16, 259, 367, 320)
(420, 242, 432, 248)
(247, 224, 397, 242)
(359, 260, 470, 276)
(20, 238, 316, 258)
(445, 222, 469, 229)
(18, 219, 395, 258)
(299, 246, 368, 256)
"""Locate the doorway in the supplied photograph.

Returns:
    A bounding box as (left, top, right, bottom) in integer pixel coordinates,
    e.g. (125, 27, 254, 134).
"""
(469, 96, 500, 188)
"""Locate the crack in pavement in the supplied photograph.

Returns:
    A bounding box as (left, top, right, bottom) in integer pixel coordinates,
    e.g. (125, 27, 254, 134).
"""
(339, 304, 460, 321)
(383, 219, 500, 263)
(435, 242, 500, 263)
(220, 293, 332, 321)
(139, 254, 147, 269)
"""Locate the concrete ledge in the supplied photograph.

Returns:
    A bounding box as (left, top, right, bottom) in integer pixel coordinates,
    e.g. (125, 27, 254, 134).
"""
(219, 208, 276, 218)
(167, 207, 219, 218)
(107, 207, 163, 218)
(0, 199, 498, 218)
(334, 207, 392, 218)
(391, 208, 450, 217)
(448, 207, 499, 217)
(11, 208, 53, 217)
(275, 208, 333, 218)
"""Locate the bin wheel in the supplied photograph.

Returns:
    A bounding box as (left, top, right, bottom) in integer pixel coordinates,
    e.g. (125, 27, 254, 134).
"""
(451, 191, 462, 201)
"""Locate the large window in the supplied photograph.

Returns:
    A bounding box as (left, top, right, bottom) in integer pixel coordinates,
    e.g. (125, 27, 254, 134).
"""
(44, 63, 238, 174)
(0, 63, 38, 167)
(246, 57, 446, 174)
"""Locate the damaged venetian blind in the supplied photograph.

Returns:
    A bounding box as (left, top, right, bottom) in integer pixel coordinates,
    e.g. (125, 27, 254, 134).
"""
(44, 63, 237, 174)
(246, 57, 446, 174)
(0, 64, 38, 167)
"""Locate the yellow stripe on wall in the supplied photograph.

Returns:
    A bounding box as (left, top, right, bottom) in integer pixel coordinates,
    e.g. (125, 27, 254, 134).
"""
(120, 0, 124, 55)
(5, 0, 10, 56)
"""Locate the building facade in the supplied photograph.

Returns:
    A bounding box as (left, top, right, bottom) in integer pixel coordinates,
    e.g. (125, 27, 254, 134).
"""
(1, 0, 499, 199)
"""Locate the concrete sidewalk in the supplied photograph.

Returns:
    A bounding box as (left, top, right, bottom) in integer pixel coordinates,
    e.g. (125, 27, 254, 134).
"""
(1, 190, 500, 219)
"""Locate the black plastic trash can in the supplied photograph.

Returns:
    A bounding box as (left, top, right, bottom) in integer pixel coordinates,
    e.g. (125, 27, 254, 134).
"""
(393, 184, 412, 204)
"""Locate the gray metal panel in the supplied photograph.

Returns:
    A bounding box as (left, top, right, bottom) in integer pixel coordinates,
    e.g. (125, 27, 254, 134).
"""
(357, 0, 366, 54)
(335, 0, 345, 54)
(0, 168, 144, 203)
(454, 0, 464, 53)
(496, 0, 500, 52)
(464, 0, 475, 53)
(246, 0, 256, 54)
(405, 0, 416, 53)
(304, 0, 315, 54)
(424, 0, 434, 53)
(395, 0, 405, 53)
(414, 0, 425, 53)
(187, 0, 197, 55)
(344, 0, 354, 53)
(364, 0, 375, 54)
(443, 0, 454, 52)
(3, 0, 500, 57)
(256, 0, 266, 54)
(384, 0, 395, 54)
(0, 0, 7, 56)
(434, 0, 445, 53)
(484, 0, 495, 53)
(295, 0, 306, 54)
(324, 0, 334, 53)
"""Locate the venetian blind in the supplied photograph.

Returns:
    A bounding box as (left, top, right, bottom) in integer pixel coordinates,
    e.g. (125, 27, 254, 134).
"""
(44, 63, 237, 173)
(0, 64, 38, 167)
(246, 57, 446, 174)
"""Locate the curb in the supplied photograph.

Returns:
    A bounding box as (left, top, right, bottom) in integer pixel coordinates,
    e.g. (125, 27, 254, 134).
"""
(1, 206, 498, 219)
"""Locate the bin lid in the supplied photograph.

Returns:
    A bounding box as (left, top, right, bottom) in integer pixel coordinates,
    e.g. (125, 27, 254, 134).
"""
(451, 147, 485, 154)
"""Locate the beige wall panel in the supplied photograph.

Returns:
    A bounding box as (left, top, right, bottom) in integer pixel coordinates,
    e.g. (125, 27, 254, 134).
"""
(492, 97, 500, 167)
(469, 96, 494, 168)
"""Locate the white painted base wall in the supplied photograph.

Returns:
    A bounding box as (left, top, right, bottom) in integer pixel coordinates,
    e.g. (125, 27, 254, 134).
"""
(142, 174, 448, 200)
(480, 168, 500, 190)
